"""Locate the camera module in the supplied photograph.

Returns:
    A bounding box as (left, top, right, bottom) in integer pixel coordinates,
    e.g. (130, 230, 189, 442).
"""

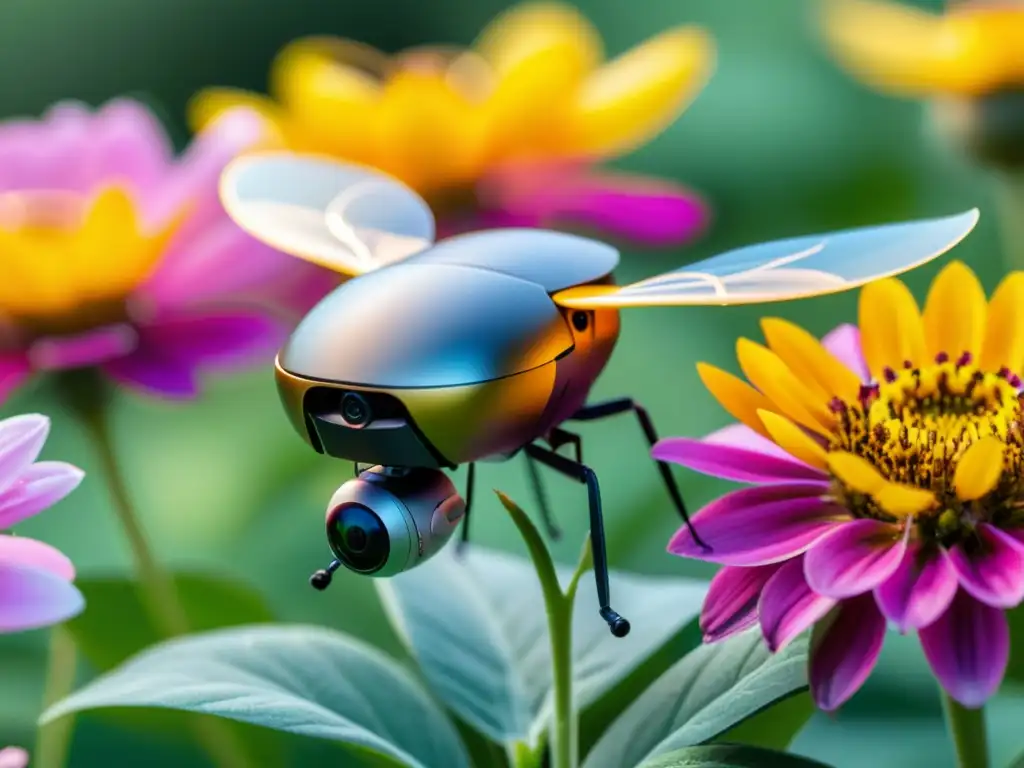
(340, 392, 372, 426)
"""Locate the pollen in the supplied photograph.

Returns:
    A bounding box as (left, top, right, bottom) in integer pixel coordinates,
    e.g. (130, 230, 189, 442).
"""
(827, 353, 1024, 540)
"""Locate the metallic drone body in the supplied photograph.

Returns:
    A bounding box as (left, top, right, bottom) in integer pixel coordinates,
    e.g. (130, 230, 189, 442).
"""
(218, 151, 978, 638)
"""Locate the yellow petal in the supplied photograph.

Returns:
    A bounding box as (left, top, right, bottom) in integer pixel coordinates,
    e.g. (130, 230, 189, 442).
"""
(857, 278, 927, 376)
(474, 2, 601, 158)
(267, 37, 384, 165)
(695, 362, 776, 441)
(187, 88, 283, 135)
(760, 317, 862, 403)
(980, 272, 1024, 374)
(757, 409, 829, 470)
(374, 66, 489, 193)
(736, 338, 836, 437)
(827, 451, 887, 494)
(819, 0, 1012, 97)
(922, 261, 986, 362)
(566, 25, 714, 158)
(873, 483, 937, 517)
(954, 436, 1006, 501)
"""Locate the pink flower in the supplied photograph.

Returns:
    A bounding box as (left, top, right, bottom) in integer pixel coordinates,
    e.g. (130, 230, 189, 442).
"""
(0, 414, 84, 633)
(658, 263, 1024, 711)
(0, 99, 335, 401)
(0, 747, 28, 768)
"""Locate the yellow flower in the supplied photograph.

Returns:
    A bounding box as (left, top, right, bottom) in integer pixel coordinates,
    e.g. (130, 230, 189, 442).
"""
(699, 260, 1024, 522)
(819, 0, 1024, 167)
(820, 0, 1024, 98)
(189, 3, 714, 219)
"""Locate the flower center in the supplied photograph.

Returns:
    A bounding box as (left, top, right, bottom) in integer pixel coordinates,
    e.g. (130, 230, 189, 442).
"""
(0, 187, 181, 337)
(827, 352, 1024, 540)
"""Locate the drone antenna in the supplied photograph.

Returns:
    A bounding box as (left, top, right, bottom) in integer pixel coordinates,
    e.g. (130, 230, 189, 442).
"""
(310, 559, 342, 591)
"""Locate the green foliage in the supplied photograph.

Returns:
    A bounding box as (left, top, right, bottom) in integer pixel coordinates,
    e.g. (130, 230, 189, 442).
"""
(635, 744, 834, 768)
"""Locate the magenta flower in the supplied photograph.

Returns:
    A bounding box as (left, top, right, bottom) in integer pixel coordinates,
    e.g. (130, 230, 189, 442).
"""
(657, 262, 1024, 711)
(0, 414, 84, 632)
(0, 98, 334, 401)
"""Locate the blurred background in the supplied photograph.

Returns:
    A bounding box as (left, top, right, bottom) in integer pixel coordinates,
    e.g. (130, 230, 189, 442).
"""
(0, 0, 1019, 765)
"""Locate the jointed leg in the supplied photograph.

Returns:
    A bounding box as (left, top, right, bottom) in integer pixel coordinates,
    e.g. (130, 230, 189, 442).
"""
(457, 462, 476, 553)
(525, 454, 562, 540)
(524, 440, 630, 637)
(570, 397, 709, 551)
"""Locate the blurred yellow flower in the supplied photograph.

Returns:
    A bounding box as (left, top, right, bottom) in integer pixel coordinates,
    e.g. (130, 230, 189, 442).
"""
(821, 0, 1023, 97)
(820, 0, 1024, 170)
(190, 3, 716, 245)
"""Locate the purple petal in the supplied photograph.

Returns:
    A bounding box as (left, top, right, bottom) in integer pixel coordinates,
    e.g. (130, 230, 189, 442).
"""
(919, 588, 1008, 708)
(667, 482, 846, 566)
(758, 555, 837, 652)
(652, 436, 826, 485)
(102, 311, 284, 398)
(27, 324, 138, 371)
(0, 100, 171, 200)
(142, 108, 267, 236)
(874, 542, 958, 632)
(0, 563, 84, 632)
(821, 323, 869, 383)
(137, 220, 335, 316)
(804, 519, 908, 599)
(0, 355, 31, 405)
(701, 563, 781, 642)
(703, 423, 796, 461)
(0, 534, 75, 580)
(0, 415, 50, 495)
(809, 593, 887, 711)
(0, 462, 84, 529)
(479, 164, 708, 246)
(948, 524, 1024, 608)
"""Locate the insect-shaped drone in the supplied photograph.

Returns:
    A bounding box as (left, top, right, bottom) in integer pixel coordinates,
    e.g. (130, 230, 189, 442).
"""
(219, 151, 978, 638)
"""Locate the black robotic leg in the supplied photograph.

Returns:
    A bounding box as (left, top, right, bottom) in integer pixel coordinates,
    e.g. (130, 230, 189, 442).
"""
(457, 462, 476, 552)
(524, 427, 581, 541)
(569, 398, 709, 551)
(524, 440, 630, 638)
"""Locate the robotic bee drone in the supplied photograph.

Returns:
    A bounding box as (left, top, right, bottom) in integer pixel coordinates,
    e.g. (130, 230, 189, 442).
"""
(219, 151, 978, 637)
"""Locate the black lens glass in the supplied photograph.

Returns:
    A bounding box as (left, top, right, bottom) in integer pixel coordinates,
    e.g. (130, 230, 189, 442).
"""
(326, 503, 389, 573)
(340, 393, 370, 425)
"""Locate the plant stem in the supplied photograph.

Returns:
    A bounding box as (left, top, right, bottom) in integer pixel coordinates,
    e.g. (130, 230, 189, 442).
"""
(994, 172, 1024, 273)
(56, 371, 254, 768)
(496, 492, 592, 768)
(940, 691, 989, 768)
(33, 625, 78, 768)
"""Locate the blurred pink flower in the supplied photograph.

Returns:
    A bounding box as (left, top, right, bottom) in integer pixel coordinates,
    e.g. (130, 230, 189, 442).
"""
(0, 414, 83, 633)
(0, 99, 335, 401)
(0, 747, 28, 768)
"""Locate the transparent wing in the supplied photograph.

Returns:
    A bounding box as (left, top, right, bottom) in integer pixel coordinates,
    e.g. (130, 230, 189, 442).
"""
(553, 209, 979, 308)
(218, 151, 436, 276)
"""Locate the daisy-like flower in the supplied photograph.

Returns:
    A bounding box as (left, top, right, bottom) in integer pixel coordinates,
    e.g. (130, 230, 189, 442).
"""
(0, 414, 84, 633)
(189, 2, 714, 245)
(820, 0, 1024, 168)
(0, 98, 333, 401)
(657, 260, 1024, 710)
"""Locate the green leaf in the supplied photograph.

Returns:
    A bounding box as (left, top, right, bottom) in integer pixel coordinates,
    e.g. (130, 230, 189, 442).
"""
(716, 692, 814, 751)
(582, 628, 809, 768)
(376, 544, 709, 748)
(66, 570, 276, 672)
(636, 744, 834, 768)
(41, 624, 471, 768)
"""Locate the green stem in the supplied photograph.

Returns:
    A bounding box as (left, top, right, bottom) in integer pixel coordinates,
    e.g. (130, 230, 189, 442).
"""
(497, 492, 592, 768)
(994, 172, 1024, 273)
(56, 371, 254, 768)
(940, 691, 989, 768)
(33, 625, 78, 768)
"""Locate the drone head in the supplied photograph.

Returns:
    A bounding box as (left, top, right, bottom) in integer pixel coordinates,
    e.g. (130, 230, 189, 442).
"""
(321, 465, 465, 578)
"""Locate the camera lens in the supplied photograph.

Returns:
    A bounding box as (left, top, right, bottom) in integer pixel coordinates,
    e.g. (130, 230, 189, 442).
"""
(326, 503, 390, 573)
(340, 392, 371, 426)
